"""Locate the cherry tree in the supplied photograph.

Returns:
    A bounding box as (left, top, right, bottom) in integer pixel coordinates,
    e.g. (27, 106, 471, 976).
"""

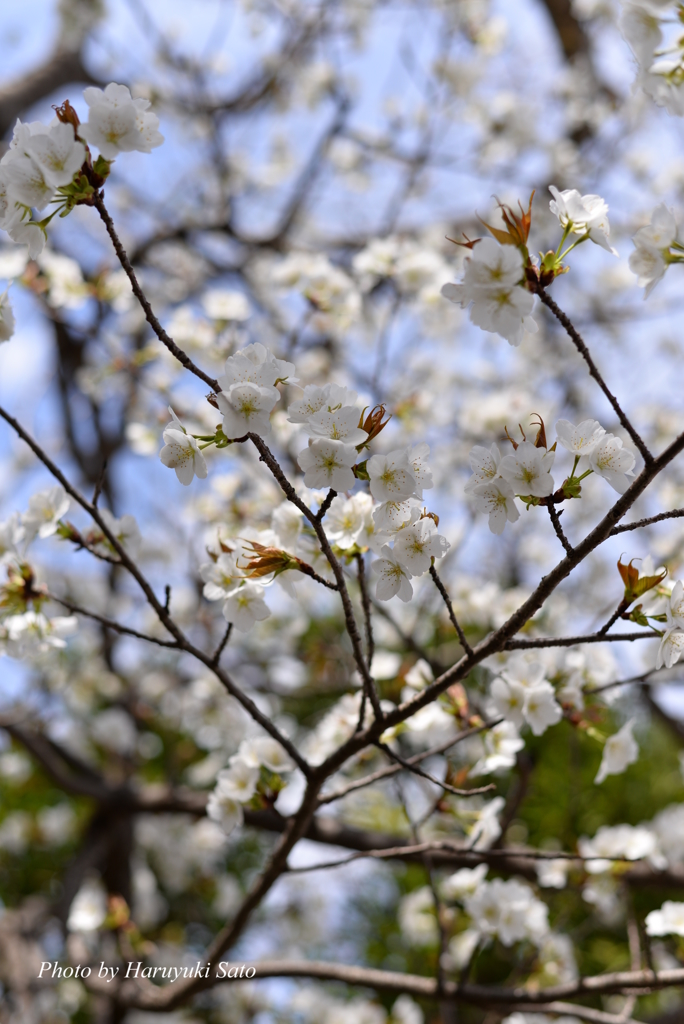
(3, 2, 684, 1024)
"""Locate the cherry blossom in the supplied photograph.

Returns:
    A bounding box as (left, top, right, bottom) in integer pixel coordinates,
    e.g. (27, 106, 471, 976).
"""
(206, 785, 244, 837)
(0, 289, 15, 342)
(215, 761, 259, 802)
(367, 449, 416, 502)
(629, 203, 678, 297)
(441, 238, 537, 346)
(306, 404, 367, 445)
(465, 443, 501, 494)
(159, 419, 208, 486)
(595, 720, 639, 784)
(473, 478, 520, 534)
(393, 518, 449, 575)
(326, 493, 374, 549)
(217, 381, 278, 437)
(298, 438, 357, 491)
(23, 484, 70, 540)
(523, 682, 563, 736)
(587, 434, 636, 493)
(221, 581, 271, 632)
(23, 122, 85, 189)
(81, 83, 164, 158)
(499, 441, 555, 497)
(372, 545, 414, 602)
(646, 901, 684, 937)
(548, 186, 618, 255)
(555, 419, 605, 456)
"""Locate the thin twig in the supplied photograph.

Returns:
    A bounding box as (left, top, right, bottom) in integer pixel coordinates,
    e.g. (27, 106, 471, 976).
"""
(315, 487, 337, 522)
(536, 287, 653, 466)
(610, 507, 684, 535)
(94, 193, 220, 391)
(504, 631, 656, 649)
(375, 740, 494, 798)
(211, 621, 233, 666)
(547, 503, 573, 554)
(45, 591, 181, 648)
(429, 564, 472, 654)
(355, 552, 375, 666)
(317, 718, 501, 806)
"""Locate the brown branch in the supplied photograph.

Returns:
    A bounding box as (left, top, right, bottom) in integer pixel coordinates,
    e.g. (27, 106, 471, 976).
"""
(547, 502, 574, 554)
(429, 564, 472, 654)
(536, 287, 653, 466)
(374, 740, 495, 798)
(93, 194, 220, 391)
(248, 433, 383, 721)
(355, 552, 375, 667)
(504, 631, 656, 650)
(609, 508, 684, 535)
(45, 591, 181, 649)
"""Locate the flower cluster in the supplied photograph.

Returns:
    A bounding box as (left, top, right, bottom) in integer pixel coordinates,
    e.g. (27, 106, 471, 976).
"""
(0, 84, 162, 258)
(441, 237, 537, 347)
(206, 736, 295, 836)
(489, 658, 562, 736)
(441, 186, 618, 345)
(460, 875, 549, 947)
(466, 417, 636, 534)
(159, 343, 449, 612)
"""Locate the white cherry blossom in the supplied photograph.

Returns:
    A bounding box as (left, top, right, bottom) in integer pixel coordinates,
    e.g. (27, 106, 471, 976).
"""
(0, 289, 15, 342)
(471, 721, 525, 775)
(373, 545, 414, 602)
(306, 404, 367, 445)
(595, 720, 639, 784)
(67, 878, 107, 933)
(393, 518, 450, 575)
(548, 185, 618, 255)
(206, 785, 244, 836)
(555, 419, 605, 456)
(97, 509, 142, 558)
(81, 83, 164, 158)
(24, 122, 85, 189)
(215, 761, 259, 802)
(159, 424, 208, 486)
(524, 683, 563, 736)
(221, 581, 271, 632)
(587, 434, 636, 493)
(406, 443, 434, 499)
(217, 382, 278, 437)
(287, 382, 355, 423)
(491, 677, 526, 728)
(5, 155, 55, 211)
(473, 478, 520, 534)
(23, 484, 70, 540)
(629, 203, 677, 297)
(218, 342, 295, 394)
(367, 449, 416, 502)
(646, 901, 684, 937)
(236, 737, 295, 773)
(372, 499, 420, 533)
(326, 493, 373, 549)
(656, 627, 684, 669)
(298, 438, 357, 491)
(499, 441, 555, 497)
(441, 239, 537, 346)
(465, 443, 501, 494)
(201, 552, 241, 601)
